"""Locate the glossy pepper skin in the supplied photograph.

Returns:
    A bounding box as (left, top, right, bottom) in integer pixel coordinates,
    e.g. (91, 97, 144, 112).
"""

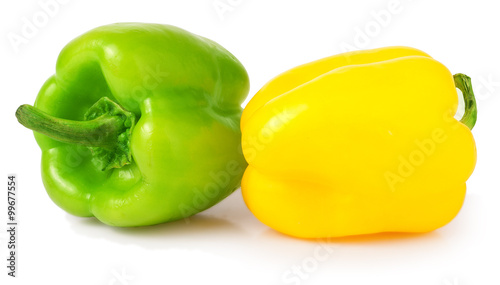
(241, 46, 477, 238)
(16, 23, 249, 226)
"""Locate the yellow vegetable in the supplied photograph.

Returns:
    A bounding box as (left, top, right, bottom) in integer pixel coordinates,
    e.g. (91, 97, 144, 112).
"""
(241, 46, 477, 238)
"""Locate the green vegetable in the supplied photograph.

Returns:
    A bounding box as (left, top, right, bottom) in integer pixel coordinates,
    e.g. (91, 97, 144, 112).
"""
(15, 23, 249, 226)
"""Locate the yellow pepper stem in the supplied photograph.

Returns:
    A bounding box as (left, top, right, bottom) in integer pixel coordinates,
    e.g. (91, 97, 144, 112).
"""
(454, 73, 477, 130)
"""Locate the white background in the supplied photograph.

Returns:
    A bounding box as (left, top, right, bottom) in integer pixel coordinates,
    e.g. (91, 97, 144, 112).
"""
(1, 0, 500, 284)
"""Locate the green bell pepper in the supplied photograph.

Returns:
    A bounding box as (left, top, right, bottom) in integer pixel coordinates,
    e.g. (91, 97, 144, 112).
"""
(15, 23, 249, 226)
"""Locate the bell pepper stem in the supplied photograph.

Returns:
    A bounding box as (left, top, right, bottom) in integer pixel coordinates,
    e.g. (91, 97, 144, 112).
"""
(16, 97, 135, 170)
(15, 104, 125, 148)
(453, 73, 477, 130)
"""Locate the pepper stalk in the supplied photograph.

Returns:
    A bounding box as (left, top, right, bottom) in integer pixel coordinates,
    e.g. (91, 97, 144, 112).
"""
(16, 97, 135, 171)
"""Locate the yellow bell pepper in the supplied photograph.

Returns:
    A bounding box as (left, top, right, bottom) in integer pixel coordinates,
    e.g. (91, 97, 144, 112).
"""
(241, 46, 477, 238)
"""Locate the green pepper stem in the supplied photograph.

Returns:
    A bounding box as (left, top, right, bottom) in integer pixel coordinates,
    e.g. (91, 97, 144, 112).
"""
(16, 104, 125, 147)
(454, 73, 477, 130)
